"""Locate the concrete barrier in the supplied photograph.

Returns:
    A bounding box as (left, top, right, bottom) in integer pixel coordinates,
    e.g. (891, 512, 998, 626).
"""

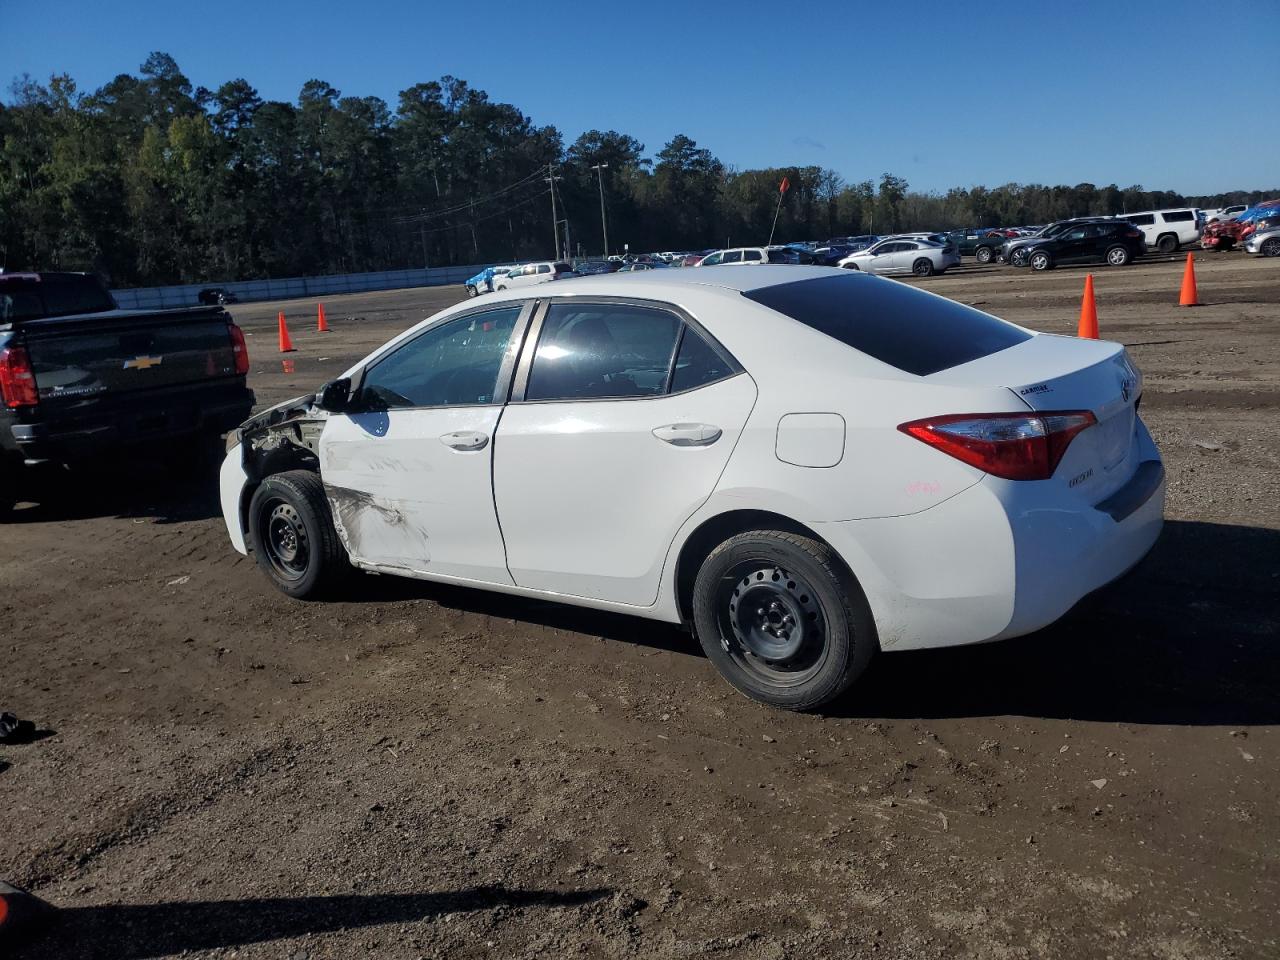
(110, 264, 490, 310)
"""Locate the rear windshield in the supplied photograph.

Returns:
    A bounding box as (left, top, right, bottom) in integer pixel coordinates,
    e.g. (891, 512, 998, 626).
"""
(743, 274, 1031, 376)
(0, 276, 116, 321)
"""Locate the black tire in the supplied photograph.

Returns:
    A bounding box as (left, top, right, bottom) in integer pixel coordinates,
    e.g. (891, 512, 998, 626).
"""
(1029, 250, 1053, 271)
(842, 263, 860, 270)
(1010, 248, 1030, 267)
(247, 470, 350, 599)
(912, 258, 935, 277)
(1156, 234, 1178, 254)
(466, 285, 479, 298)
(1105, 245, 1132, 267)
(1261, 237, 1280, 258)
(691, 530, 877, 711)
(975, 246, 994, 264)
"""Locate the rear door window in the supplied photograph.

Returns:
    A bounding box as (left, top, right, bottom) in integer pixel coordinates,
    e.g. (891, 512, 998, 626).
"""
(742, 249, 763, 262)
(525, 303, 682, 400)
(743, 274, 1031, 377)
(722, 250, 744, 264)
(1162, 211, 1194, 223)
(1128, 214, 1156, 226)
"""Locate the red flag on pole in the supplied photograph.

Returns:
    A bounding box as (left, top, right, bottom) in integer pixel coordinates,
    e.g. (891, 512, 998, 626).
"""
(779, 177, 790, 195)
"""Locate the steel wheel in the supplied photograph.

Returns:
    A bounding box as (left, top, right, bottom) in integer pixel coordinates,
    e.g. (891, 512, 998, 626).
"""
(1030, 251, 1051, 271)
(717, 561, 830, 689)
(261, 499, 310, 581)
(1106, 246, 1130, 266)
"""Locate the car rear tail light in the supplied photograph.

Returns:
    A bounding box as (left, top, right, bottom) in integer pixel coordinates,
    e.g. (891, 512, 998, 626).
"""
(1125, 229, 1143, 238)
(0, 345, 39, 408)
(228, 322, 250, 375)
(898, 411, 1097, 481)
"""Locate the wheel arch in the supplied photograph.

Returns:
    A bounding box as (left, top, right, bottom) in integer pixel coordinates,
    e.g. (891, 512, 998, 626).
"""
(673, 509, 846, 624)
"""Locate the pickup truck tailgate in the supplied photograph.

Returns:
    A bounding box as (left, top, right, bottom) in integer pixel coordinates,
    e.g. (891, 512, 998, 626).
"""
(20, 307, 241, 404)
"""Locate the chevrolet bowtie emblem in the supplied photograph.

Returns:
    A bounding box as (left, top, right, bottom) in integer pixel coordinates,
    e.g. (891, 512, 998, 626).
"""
(123, 355, 163, 370)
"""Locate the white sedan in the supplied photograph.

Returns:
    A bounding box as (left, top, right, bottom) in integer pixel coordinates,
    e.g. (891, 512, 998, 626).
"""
(837, 238, 959, 276)
(219, 267, 1164, 711)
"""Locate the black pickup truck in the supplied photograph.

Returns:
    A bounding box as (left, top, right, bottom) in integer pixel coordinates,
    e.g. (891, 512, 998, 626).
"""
(0, 272, 255, 513)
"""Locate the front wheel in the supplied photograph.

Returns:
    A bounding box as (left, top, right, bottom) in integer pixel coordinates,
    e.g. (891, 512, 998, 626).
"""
(975, 246, 994, 264)
(1261, 237, 1280, 257)
(1010, 248, 1030, 267)
(247, 470, 350, 599)
(1105, 245, 1132, 267)
(912, 258, 935, 277)
(692, 530, 877, 711)
(1030, 251, 1053, 271)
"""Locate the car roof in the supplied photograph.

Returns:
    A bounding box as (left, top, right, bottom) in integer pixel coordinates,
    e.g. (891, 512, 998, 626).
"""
(482, 264, 844, 299)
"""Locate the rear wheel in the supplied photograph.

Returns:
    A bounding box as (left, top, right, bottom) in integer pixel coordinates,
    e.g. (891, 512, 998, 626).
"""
(692, 530, 877, 711)
(1156, 234, 1179, 254)
(975, 246, 994, 264)
(1029, 250, 1053, 271)
(248, 470, 350, 599)
(1261, 237, 1280, 257)
(1106, 245, 1132, 267)
(912, 258, 935, 277)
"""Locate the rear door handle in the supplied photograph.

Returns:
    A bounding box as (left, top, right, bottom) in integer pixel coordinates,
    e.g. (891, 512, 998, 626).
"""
(652, 423, 722, 447)
(440, 430, 490, 451)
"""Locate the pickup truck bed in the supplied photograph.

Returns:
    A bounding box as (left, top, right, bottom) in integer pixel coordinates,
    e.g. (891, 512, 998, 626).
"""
(1, 273, 255, 511)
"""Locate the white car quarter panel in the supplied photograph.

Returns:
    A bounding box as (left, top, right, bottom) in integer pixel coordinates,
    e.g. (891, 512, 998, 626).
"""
(775, 413, 845, 467)
(494, 373, 757, 606)
(219, 445, 250, 555)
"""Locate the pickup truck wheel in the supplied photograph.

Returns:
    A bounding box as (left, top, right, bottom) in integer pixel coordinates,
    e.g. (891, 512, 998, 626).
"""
(692, 530, 877, 711)
(975, 246, 994, 264)
(248, 470, 349, 599)
(1156, 234, 1179, 254)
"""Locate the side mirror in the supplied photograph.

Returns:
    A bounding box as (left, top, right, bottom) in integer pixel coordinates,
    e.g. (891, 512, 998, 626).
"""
(316, 377, 353, 413)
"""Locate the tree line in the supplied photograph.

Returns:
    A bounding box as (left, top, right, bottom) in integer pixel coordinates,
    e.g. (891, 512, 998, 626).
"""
(1, 54, 1274, 286)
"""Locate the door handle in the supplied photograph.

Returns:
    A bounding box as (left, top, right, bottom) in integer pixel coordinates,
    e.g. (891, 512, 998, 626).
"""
(440, 430, 490, 451)
(652, 423, 722, 447)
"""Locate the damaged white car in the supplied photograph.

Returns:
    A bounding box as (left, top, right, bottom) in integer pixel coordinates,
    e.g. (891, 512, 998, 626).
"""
(221, 267, 1164, 710)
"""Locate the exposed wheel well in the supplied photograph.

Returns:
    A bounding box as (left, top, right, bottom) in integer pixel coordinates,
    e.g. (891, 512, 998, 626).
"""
(238, 435, 322, 546)
(674, 509, 838, 623)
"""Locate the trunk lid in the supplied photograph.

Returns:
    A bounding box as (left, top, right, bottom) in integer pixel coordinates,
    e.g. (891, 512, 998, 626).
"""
(18, 307, 240, 406)
(927, 333, 1142, 499)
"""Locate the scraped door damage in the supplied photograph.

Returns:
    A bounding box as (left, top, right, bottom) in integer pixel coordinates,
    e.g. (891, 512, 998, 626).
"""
(318, 407, 513, 584)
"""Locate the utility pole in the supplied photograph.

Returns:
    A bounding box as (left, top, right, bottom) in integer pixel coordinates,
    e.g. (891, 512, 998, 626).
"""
(591, 162, 610, 258)
(544, 164, 563, 260)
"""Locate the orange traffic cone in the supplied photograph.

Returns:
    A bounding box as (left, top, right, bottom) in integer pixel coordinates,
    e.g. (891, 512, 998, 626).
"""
(317, 303, 329, 332)
(1179, 253, 1199, 306)
(1078, 274, 1099, 339)
(277, 311, 296, 352)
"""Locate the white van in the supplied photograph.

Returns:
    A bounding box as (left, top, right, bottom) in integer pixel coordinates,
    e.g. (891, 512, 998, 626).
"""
(1118, 209, 1202, 253)
(495, 261, 576, 290)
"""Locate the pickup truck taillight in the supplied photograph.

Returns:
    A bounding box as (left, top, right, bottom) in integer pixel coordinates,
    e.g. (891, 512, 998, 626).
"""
(228, 323, 250, 375)
(0, 345, 39, 408)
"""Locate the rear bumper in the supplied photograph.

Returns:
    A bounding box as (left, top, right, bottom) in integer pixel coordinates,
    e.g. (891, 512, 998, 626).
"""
(814, 431, 1164, 652)
(4, 382, 254, 462)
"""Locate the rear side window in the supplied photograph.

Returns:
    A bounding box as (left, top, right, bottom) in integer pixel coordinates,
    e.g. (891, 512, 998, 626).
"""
(743, 274, 1032, 377)
(525, 303, 681, 400)
(722, 250, 743, 264)
(742, 250, 763, 262)
(1128, 214, 1155, 226)
(671, 326, 733, 393)
(1162, 211, 1194, 223)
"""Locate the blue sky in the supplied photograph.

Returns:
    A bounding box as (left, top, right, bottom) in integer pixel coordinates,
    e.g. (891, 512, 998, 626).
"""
(4, 0, 1276, 195)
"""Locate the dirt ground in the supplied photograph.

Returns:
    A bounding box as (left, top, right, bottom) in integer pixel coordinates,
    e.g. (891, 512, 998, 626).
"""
(3, 253, 1277, 959)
